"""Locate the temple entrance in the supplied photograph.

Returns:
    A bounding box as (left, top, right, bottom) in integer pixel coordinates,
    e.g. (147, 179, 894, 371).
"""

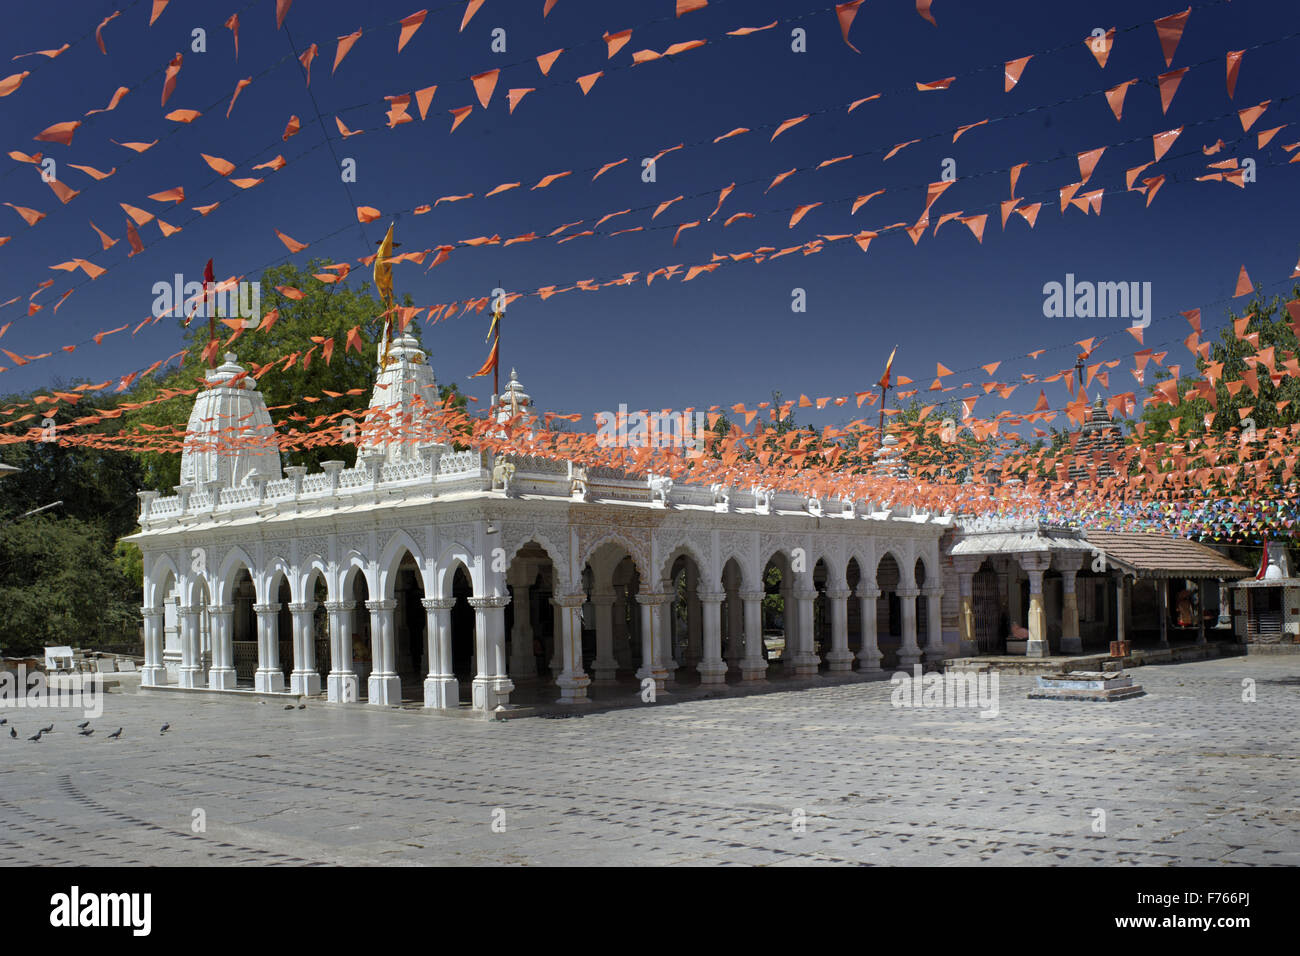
(394, 562, 425, 692)
(972, 563, 1001, 654)
(451, 566, 475, 695)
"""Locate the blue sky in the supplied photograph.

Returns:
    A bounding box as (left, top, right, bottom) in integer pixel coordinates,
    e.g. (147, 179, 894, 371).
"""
(1, 0, 1297, 431)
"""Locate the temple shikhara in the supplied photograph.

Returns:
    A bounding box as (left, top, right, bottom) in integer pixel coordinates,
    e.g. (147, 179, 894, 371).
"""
(126, 329, 1259, 715)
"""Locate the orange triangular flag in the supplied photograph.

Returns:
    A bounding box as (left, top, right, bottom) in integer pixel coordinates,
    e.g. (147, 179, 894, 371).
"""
(1233, 265, 1253, 298)
(398, 9, 426, 52)
(1226, 50, 1244, 98)
(471, 69, 498, 109)
(537, 49, 562, 76)
(836, 1, 865, 54)
(1154, 8, 1190, 68)
(1157, 67, 1187, 114)
(1005, 55, 1031, 92)
(1104, 79, 1136, 121)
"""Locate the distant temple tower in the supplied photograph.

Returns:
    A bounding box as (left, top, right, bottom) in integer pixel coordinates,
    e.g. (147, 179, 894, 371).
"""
(494, 368, 532, 425)
(1068, 397, 1122, 481)
(179, 352, 281, 488)
(359, 333, 442, 462)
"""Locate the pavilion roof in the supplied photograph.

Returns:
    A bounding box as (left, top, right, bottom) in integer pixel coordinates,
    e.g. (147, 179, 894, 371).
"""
(1083, 530, 1251, 580)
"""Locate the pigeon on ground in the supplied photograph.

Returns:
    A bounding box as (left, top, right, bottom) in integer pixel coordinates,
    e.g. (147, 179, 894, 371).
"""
(283, 704, 295, 710)
(0, 718, 7, 725)
(159, 723, 170, 735)
(77, 720, 90, 729)
(298, 703, 306, 710)
(40, 724, 53, 734)
(78, 728, 93, 737)
(8, 728, 15, 739)
(28, 732, 42, 742)
(107, 728, 122, 740)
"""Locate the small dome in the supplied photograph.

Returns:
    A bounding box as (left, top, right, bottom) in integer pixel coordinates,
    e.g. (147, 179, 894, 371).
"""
(360, 334, 442, 461)
(179, 353, 282, 487)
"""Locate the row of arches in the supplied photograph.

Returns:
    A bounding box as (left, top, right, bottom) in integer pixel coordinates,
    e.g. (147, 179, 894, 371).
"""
(141, 535, 948, 710)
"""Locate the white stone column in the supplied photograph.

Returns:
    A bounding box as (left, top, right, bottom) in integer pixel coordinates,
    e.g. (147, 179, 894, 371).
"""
(856, 586, 883, 672)
(820, 589, 851, 671)
(1020, 553, 1052, 658)
(780, 577, 797, 669)
(636, 592, 672, 691)
(469, 595, 514, 711)
(658, 591, 679, 682)
(325, 600, 358, 702)
(289, 602, 321, 696)
(953, 557, 981, 657)
(207, 603, 237, 689)
(177, 605, 205, 688)
(739, 591, 768, 680)
(591, 591, 619, 682)
(789, 589, 821, 676)
(1056, 555, 1085, 654)
(549, 597, 563, 674)
(923, 586, 945, 663)
(366, 598, 400, 704)
(422, 597, 458, 708)
(896, 588, 922, 668)
(507, 576, 537, 678)
(696, 592, 727, 684)
(612, 588, 632, 669)
(254, 603, 285, 692)
(1116, 575, 1129, 645)
(141, 607, 167, 686)
(685, 565, 702, 668)
(724, 575, 744, 673)
(553, 593, 590, 703)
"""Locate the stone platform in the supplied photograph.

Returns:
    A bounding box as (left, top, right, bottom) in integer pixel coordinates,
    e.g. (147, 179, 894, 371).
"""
(1027, 670, 1146, 702)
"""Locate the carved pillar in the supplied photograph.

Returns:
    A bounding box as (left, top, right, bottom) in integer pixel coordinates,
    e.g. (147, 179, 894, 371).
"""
(856, 586, 882, 672)
(253, 603, 284, 692)
(549, 596, 563, 674)
(324, 600, 358, 702)
(1216, 581, 1232, 628)
(612, 587, 632, 669)
(553, 592, 590, 703)
(696, 592, 727, 684)
(789, 588, 821, 676)
(141, 607, 167, 686)
(739, 591, 768, 681)
(953, 557, 981, 657)
(422, 597, 458, 708)
(1056, 554, 1085, 654)
(658, 589, 679, 682)
(289, 602, 321, 696)
(824, 589, 853, 670)
(591, 591, 619, 682)
(684, 564, 702, 667)
(896, 588, 922, 668)
(507, 574, 537, 678)
(779, 576, 797, 669)
(923, 586, 945, 663)
(365, 598, 400, 704)
(1019, 553, 1052, 658)
(1116, 575, 1129, 645)
(724, 571, 744, 672)
(469, 595, 513, 710)
(207, 604, 236, 689)
(636, 591, 672, 691)
(177, 605, 204, 688)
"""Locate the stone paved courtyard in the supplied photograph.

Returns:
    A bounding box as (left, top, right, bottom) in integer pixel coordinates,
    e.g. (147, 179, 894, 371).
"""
(1, 655, 1296, 866)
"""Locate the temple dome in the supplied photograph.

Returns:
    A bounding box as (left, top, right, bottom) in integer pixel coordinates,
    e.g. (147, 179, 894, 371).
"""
(495, 368, 532, 424)
(359, 334, 442, 462)
(179, 353, 282, 488)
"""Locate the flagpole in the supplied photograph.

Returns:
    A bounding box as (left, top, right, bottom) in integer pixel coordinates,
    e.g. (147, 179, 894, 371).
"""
(494, 280, 501, 399)
(878, 344, 897, 448)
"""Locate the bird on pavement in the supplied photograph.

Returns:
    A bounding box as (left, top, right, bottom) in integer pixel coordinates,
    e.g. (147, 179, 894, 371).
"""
(27, 732, 42, 742)
(159, 723, 170, 735)
(107, 728, 122, 740)
(0, 718, 7, 725)
(298, 703, 306, 710)
(283, 704, 295, 710)
(40, 724, 53, 734)
(77, 720, 90, 729)
(8, 728, 15, 739)
(78, 728, 94, 737)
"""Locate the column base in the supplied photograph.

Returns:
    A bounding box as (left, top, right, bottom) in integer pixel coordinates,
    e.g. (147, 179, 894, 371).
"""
(825, 649, 856, 672)
(509, 654, 538, 679)
(696, 659, 728, 684)
(424, 675, 459, 709)
(368, 673, 401, 705)
(1060, 636, 1083, 655)
(177, 667, 205, 689)
(254, 669, 285, 693)
(789, 654, 821, 677)
(555, 673, 591, 703)
(327, 671, 359, 703)
(635, 665, 669, 692)
(141, 666, 168, 687)
(473, 676, 514, 711)
(896, 648, 922, 669)
(290, 671, 321, 696)
(592, 657, 620, 682)
(924, 644, 947, 664)
(857, 648, 883, 672)
(957, 640, 979, 657)
(208, 667, 237, 690)
(739, 659, 768, 681)
(1025, 639, 1051, 658)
